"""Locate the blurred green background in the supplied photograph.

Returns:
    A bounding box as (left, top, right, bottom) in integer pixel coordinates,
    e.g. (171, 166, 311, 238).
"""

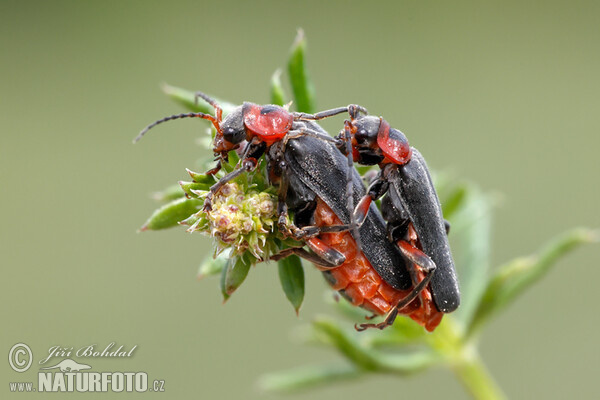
(2, 1, 599, 398)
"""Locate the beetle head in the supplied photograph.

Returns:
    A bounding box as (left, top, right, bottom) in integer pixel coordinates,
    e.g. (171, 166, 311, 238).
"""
(346, 116, 386, 165)
(345, 116, 411, 166)
(219, 105, 246, 145)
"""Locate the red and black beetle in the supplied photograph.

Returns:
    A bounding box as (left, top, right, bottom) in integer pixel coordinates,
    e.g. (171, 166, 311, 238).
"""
(329, 107, 460, 329)
(136, 93, 450, 330)
(136, 93, 367, 250)
(268, 121, 443, 331)
(137, 98, 443, 331)
(135, 92, 362, 213)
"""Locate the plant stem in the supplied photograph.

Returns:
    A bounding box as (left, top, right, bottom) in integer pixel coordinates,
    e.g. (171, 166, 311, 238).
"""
(452, 346, 506, 400)
(429, 318, 506, 400)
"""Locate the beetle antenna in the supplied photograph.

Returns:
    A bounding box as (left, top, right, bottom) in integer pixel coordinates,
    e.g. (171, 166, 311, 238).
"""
(134, 112, 219, 143)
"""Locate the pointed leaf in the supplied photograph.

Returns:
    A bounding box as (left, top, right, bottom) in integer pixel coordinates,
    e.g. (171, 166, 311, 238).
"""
(140, 198, 202, 231)
(270, 69, 286, 106)
(311, 318, 436, 374)
(221, 254, 252, 300)
(467, 228, 599, 337)
(277, 255, 305, 314)
(220, 259, 230, 302)
(259, 363, 361, 393)
(179, 180, 211, 197)
(448, 185, 494, 328)
(186, 168, 217, 184)
(440, 183, 468, 220)
(287, 29, 315, 113)
(376, 351, 439, 374)
(161, 83, 237, 114)
(152, 184, 185, 203)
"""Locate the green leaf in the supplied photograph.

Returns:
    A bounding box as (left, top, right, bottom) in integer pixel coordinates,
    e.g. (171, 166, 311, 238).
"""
(311, 318, 380, 371)
(198, 255, 228, 280)
(441, 183, 468, 220)
(311, 318, 437, 375)
(226, 148, 240, 168)
(449, 185, 494, 328)
(220, 260, 230, 302)
(367, 316, 429, 347)
(179, 180, 211, 197)
(161, 83, 237, 114)
(152, 184, 185, 203)
(259, 363, 361, 393)
(376, 351, 439, 374)
(220, 254, 252, 301)
(140, 197, 202, 231)
(186, 168, 216, 184)
(467, 228, 599, 337)
(287, 29, 315, 113)
(277, 255, 305, 314)
(356, 165, 377, 176)
(270, 69, 286, 106)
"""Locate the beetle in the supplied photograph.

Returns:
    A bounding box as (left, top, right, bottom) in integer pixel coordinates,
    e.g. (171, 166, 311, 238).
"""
(328, 107, 460, 329)
(135, 92, 364, 215)
(268, 121, 443, 331)
(136, 96, 444, 330)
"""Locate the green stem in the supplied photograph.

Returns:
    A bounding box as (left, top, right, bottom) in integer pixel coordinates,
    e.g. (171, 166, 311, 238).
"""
(429, 319, 506, 400)
(452, 347, 506, 400)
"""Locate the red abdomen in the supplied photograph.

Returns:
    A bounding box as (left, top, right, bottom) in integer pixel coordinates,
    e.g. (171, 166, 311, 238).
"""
(314, 198, 442, 332)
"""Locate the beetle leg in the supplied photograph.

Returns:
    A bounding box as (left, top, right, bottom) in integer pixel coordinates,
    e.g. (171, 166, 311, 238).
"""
(206, 151, 230, 176)
(204, 137, 268, 211)
(270, 238, 345, 269)
(294, 104, 368, 122)
(444, 219, 451, 235)
(276, 171, 292, 235)
(205, 159, 222, 176)
(304, 237, 346, 266)
(348, 104, 368, 120)
(277, 217, 358, 245)
(342, 120, 362, 251)
(353, 171, 389, 226)
(355, 308, 400, 331)
(270, 247, 338, 268)
(203, 160, 256, 211)
(203, 140, 263, 211)
(355, 240, 436, 331)
(285, 126, 338, 143)
(396, 240, 437, 277)
(293, 106, 348, 121)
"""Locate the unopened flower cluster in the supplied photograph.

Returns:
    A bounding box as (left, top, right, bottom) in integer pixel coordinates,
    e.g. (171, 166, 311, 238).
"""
(180, 181, 277, 259)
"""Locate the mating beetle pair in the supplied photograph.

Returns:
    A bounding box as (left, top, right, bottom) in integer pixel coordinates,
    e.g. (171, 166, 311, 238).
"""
(137, 92, 459, 331)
